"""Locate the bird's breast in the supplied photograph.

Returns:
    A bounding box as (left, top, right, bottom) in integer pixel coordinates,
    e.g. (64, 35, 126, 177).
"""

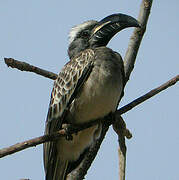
(72, 51, 124, 124)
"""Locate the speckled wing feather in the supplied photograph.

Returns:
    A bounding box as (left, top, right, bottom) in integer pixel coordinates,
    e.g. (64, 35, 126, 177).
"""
(43, 49, 95, 179)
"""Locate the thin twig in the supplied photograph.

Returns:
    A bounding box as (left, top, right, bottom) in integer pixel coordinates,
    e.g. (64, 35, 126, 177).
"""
(117, 74, 179, 115)
(4, 58, 58, 80)
(0, 129, 66, 158)
(0, 75, 178, 159)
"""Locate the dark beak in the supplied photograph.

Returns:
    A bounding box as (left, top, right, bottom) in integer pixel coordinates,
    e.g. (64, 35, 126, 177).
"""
(90, 13, 140, 47)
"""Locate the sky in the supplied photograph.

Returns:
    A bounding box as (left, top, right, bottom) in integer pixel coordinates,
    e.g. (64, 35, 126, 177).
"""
(0, 0, 178, 180)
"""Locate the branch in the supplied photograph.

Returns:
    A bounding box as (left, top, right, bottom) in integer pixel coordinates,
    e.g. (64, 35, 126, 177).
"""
(117, 74, 179, 115)
(0, 129, 66, 158)
(124, 0, 153, 84)
(118, 0, 153, 179)
(113, 116, 128, 180)
(0, 118, 106, 158)
(4, 58, 58, 80)
(0, 75, 178, 159)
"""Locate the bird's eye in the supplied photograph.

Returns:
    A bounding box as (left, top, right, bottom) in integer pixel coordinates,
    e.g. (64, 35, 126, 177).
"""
(81, 31, 90, 38)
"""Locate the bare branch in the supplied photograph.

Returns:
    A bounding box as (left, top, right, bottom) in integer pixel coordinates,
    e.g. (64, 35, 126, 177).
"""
(124, 0, 153, 84)
(117, 74, 179, 115)
(0, 129, 66, 158)
(4, 58, 58, 80)
(0, 118, 106, 158)
(113, 116, 128, 180)
(0, 75, 178, 159)
(113, 0, 154, 179)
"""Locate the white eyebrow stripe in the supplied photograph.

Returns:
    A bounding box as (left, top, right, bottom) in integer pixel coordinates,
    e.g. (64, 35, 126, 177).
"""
(68, 20, 97, 44)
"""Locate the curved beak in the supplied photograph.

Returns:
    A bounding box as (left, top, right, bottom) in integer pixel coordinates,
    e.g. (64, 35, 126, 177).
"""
(90, 13, 140, 47)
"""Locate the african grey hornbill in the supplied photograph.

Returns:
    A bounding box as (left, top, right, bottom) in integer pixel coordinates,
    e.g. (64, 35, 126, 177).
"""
(43, 13, 140, 180)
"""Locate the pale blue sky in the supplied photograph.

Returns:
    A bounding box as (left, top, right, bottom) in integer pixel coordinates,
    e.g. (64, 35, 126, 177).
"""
(0, 0, 178, 180)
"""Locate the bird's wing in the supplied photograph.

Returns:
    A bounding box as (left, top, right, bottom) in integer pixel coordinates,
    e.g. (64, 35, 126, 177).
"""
(43, 49, 95, 179)
(114, 51, 125, 101)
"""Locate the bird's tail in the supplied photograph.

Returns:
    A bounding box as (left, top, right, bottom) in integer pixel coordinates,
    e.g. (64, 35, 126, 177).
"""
(54, 158, 68, 180)
(46, 157, 68, 180)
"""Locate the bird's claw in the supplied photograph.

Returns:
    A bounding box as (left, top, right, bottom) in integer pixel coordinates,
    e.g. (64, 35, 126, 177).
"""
(62, 123, 73, 141)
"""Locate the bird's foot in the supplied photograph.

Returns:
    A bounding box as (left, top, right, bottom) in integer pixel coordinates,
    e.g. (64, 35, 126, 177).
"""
(62, 123, 73, 141)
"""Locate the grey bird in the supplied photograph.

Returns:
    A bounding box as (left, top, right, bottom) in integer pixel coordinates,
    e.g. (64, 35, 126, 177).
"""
(43, 13, 140, 180)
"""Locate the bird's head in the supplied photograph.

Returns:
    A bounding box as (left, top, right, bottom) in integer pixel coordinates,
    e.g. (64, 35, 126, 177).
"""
(68, 13, 140, 59)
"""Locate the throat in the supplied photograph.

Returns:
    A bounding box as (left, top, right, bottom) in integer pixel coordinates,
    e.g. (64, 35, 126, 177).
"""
(68, 40, 89, 59)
